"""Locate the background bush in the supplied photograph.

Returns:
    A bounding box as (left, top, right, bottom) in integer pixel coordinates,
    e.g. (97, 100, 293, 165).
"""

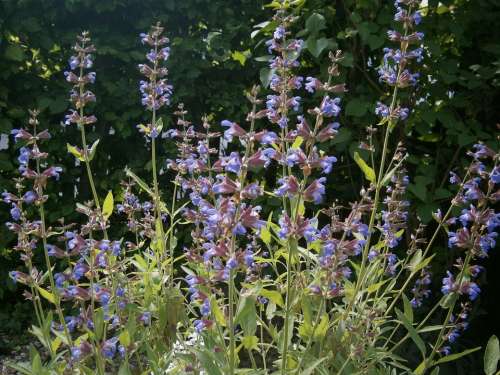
(0, 0, 498, 372)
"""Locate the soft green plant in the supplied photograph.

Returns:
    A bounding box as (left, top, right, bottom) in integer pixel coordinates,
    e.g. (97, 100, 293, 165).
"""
(2, 1, 499, 374)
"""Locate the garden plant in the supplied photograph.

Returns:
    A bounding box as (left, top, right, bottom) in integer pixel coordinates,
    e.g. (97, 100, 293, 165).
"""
(1, 0, 499, 374)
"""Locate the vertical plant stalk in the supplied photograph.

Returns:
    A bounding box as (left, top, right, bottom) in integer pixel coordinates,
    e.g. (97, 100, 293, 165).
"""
(33, 147, 73, 350)
(226, 90, 259, 374)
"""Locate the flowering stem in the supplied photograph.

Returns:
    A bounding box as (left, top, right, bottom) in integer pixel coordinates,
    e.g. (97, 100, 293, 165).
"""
(228, 269, 236, 375)
(36, 174, 73, 349)
(77, 60, 108, 240)
(281, 237, 295, 375)
(425, 250, 472, 370)
(32, 125, 73, 350)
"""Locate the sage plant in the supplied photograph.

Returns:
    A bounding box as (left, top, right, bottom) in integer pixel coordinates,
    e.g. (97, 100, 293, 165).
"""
(2, 0, 498, 374)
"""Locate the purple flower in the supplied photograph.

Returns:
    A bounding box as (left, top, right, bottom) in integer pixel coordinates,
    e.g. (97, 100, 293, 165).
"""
(22, 191, 37, 204)
(319, 156, 337, 174)
(273, 26, 286, 40)
(465, 282, 480, 300)
(18, 147, 30, 165)
(375, 102, 390, 118)
(139, 311, 152, 325)
(303, 177, 326, 204)
(320, 97, 341, 117)
(101, 337, 118, 359)
(441, 271, 456, 295)
(305, 77, 320, 93)
(10, 205, 21, 221)
(225, 152, 242, 174)
(200, 299, 210, 316)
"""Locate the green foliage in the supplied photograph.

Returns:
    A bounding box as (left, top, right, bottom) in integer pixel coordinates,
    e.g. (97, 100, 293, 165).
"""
(0, 4, 498, 373)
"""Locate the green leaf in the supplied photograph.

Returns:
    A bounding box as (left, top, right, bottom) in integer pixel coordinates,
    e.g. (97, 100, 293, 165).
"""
(231, 50, 248, 66)
(345, 99, 369, 117)
(305, 37, 332, 58)
(259, 67, 274, 88)
(31, 353, 42, 374)
(4, 45, 25, 61)
(119, 330, 131, 347)
(242, 335, 259, 350)
(88, 139, 100, 162)
(36, 286, 55, 304)
(302, 357, 328, 375)
(260, 289, 284, 307)
(484, 335, 500, 375)
(102, 191, 114, 220)
(211, 297, 226, 327)
(67, 143, 85, 161)
(235, 293, 257, 336)
(433, 346, 481, 365)
(118, 363, 132, 375)
(125, 168, 154, 196)
(353, 152, 375, 182)
(396, 308, 426, 358)
(292, 136, 303, 149)
(402, 294, 414, 324)
(260, 225, 271, 245)
(305, 13, 326, 35)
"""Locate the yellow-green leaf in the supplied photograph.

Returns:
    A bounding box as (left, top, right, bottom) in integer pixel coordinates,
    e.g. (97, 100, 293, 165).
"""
(211, 298, 226, 327)
(292, 136, 304, 149)
(353, 151, 375, 183)
(88, 139, 100, 162)
(260, 289, 284, 307)
(36, 286, 55, 304)
(51, 336, 62, 353)
(260, 225, 271, 245)
(119, 330, 131, 347)
(102, 191, 114, 220)
(67, 143, 84, 161)
(242, 335, 259, 350)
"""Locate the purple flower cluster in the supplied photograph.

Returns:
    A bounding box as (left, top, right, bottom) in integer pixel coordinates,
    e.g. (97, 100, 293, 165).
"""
(64, 32, 97, 128)
(137, 23, 173, 138)
(376, 0, 424, 121)
(439, 303, 471, 356)
(410, 266, 431, 307)
(440, 143, 498, 308)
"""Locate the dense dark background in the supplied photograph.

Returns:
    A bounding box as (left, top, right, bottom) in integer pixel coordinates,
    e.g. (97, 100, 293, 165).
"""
(0, 0, 498, 372)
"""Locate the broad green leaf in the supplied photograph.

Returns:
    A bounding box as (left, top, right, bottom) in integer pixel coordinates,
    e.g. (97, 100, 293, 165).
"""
(102, 190, 114, 220)
(118, 363, 133, 375)
(235, 293, 257, 336)
(345, 98, 369, 117)
(5, 44, 25, 61)
(305, 13, 326, 35)
(242, 335, 259, 350)
(211, 298, 226, 327)
(32, 352, 42, 374)
(306, 36, 332, 58)
(260, 289, 284, 307)
(353, 151, 376, 182)
(119, 330, 131, 347)
(485, 335, 500, 375)
(259, 67, 274, 88)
